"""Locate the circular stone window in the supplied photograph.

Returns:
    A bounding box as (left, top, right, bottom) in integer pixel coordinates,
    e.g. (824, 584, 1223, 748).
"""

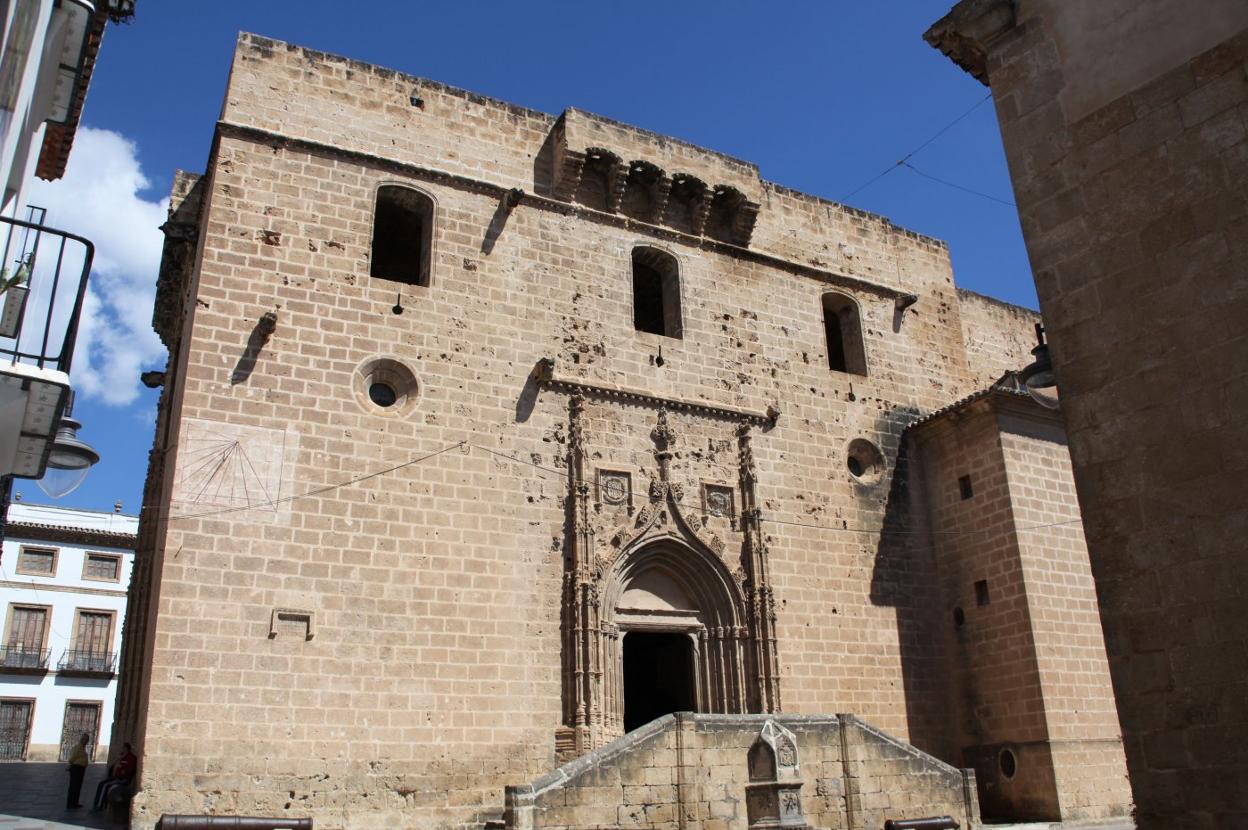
(354, 357, 419, 415)
(999, 748, 1018, 780)
(845, 438, 884, 484)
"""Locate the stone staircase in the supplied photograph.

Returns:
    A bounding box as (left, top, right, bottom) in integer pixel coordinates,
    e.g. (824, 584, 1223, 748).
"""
(502, 712, 979, 830)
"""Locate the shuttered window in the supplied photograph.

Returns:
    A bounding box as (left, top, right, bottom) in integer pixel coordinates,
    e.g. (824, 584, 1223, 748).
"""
(83, 553, 120, 581)
(16, 547, 56, 576)
(74, 611, 112, 654)
(7, 606, 46, 650)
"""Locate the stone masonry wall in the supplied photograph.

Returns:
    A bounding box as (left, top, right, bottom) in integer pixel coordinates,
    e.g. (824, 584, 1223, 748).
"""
(504, 713, 975, 830)
(926, 3, 1248, 826)
(910, 399, 1056, 820)
(910, 396, 1130, 822)
(998, 415, 1131, 820)
(956, 289, 1040, 389)
(126, 33, 1046, 829)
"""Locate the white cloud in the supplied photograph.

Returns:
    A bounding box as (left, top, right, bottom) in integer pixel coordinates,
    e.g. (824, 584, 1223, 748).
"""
(25, 127, 167, 406)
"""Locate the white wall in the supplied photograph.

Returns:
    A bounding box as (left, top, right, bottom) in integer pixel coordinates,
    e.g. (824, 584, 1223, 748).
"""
(1, 502, 136, 760)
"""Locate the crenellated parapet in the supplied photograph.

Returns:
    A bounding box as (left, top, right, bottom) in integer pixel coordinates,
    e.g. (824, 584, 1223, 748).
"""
(551, 109, 763, 247)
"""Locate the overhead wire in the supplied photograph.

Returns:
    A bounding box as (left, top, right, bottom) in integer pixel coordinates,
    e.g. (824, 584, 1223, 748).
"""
(840, 91, 994, 202)
(128, 432, 1083, 541)
(901, 162, 1016, 208)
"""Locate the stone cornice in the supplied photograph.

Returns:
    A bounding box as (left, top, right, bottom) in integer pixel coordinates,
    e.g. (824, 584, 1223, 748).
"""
(923, 0, 1018, 85)
(536, 358, 778, 428)
(214, 121, 912, 302)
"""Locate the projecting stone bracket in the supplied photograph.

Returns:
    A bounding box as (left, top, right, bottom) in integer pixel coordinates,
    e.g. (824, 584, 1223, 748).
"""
(550, 109, 764, 247)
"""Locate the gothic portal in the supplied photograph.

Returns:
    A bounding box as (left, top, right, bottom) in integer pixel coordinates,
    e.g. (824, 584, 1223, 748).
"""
(556, 396, 782, 757)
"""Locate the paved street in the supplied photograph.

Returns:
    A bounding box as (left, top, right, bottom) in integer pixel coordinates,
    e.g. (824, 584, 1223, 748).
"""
(0, 764, 118, 829)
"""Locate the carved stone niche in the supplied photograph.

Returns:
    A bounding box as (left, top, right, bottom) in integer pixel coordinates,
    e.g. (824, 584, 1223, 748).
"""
(746, 720, 807, 830)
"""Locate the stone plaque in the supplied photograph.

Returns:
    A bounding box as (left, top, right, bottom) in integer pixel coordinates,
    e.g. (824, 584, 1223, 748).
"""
(703, 484, 735, 519)
(597, 469, 632, 508)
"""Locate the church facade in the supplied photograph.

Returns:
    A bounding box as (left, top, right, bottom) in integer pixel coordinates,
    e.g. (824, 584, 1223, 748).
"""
(114, 34, 1131, 829)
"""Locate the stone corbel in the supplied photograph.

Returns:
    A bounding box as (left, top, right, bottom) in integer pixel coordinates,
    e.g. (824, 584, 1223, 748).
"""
(651, 172, 673, 225)
(732, 200, 760, 248)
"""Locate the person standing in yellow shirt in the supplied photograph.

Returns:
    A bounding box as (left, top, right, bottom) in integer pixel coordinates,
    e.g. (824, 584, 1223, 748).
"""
(66, 732, 90, 809)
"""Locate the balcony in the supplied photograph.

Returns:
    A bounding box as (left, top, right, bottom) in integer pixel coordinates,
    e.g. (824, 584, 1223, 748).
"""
(0, 644, 51, 673)
(57, 649, 116, 677)
(0, 209, 93, 479)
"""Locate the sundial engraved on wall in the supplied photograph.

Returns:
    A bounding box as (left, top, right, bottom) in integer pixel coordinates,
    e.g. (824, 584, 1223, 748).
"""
(172, 418, 300, 521)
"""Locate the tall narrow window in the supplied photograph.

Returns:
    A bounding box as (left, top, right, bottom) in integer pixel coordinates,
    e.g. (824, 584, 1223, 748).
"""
(632, 247, 682, 338)
(74, 611, 112, 656)
(821, 292, 867, 375)
(370, 185, 434, 286)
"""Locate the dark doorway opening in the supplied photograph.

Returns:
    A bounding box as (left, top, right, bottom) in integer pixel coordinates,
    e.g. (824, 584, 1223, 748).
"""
(623, 631, 695, 732)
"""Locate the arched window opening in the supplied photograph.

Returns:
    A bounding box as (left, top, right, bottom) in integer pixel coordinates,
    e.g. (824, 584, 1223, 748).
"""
(632, 248, 682, 339)
(370, 185, 433, 286)
(822, 292, 867, 375)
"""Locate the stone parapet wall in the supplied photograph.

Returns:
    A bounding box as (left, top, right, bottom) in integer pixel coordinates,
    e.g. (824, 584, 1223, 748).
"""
(505, 713, 976, 830)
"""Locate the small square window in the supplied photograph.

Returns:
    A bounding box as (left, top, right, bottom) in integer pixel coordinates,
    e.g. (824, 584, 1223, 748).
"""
(82, 554, 120, 582)
(975, 580, 990, 606)
(16, 548, 57, 577)
(958, 475, 974, 500)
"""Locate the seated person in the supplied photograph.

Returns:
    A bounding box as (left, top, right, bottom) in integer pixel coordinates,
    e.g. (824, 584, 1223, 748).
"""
(92, 742, 138, 811)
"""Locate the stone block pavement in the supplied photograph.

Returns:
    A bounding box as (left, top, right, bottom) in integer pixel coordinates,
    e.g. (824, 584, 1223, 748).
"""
(0, 763, 119, 829)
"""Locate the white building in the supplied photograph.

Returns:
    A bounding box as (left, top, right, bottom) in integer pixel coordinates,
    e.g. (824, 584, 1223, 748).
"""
(0, 501, 136, 761)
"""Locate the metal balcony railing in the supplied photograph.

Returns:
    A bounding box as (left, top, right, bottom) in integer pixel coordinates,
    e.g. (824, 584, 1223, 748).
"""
(57, 649, 116, 675)
(0, 208, 94, 373)
(0, 644, 51, 672)
(0, 740, 26, 760)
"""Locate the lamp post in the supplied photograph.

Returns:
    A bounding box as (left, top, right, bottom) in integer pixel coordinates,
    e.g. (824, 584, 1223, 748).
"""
(1018, 323, 1059, 409)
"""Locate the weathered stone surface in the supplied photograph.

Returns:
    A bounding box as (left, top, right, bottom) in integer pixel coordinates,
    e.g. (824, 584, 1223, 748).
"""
(113, 32, 1128, 830)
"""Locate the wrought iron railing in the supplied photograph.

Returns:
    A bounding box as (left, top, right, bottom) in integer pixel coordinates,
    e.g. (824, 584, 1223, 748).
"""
(58, 649, 116, 675)
(0, 209, 94, 373)
(0, 644, 51, 671)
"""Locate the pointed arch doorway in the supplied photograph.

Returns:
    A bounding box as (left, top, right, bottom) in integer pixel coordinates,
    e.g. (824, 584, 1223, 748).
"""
(599, 540, 750, 739)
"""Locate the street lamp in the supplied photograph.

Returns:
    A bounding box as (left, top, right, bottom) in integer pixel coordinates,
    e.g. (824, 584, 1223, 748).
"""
(36, 392, 98, 498)
(1018, 323, 1059, 410)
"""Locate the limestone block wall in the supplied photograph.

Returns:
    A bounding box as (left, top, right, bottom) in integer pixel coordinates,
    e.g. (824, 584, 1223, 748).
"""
(926, 5, 1248, 826)
(120, 33, 1047, 830)
(955, 289, 1040, 389)
(909, 395, 1130, 822)
(504, 714, 976, 830)
(998, 417, 1131, 820)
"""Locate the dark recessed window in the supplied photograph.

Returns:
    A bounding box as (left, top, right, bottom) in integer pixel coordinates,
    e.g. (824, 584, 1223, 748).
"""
(371, 185, 433, 286)
(368, 382, 397, 408)
(959, 475, 974, 500)
(822, 292, 867, 375)
(975, 579, 990, 607)
(632, 247, 682, 338)
(999, 748, 1017, 779)
(953, 606, 965, 627)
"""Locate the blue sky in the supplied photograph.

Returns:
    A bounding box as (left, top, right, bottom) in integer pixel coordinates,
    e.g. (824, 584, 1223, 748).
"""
(18, 1, 1033, 514)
